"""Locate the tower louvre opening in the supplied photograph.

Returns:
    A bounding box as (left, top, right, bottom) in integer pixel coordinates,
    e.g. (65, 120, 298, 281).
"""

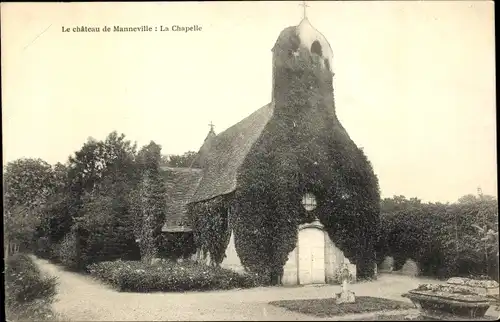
(311, 40, 323, 57)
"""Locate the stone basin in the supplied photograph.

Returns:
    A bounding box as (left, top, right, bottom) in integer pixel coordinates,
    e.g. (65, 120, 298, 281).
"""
(446, 277, 500, 303)
(402, 283, 492, 320)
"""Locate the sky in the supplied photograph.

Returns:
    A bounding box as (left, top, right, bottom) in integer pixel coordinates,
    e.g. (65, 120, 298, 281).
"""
(1, 1, 496, 203)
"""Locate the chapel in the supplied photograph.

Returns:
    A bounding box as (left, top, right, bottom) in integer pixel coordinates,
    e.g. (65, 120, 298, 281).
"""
(160, 10, 380, 285)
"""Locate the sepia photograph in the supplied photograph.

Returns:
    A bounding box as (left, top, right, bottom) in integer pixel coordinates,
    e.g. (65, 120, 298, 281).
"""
(2, 1, 498, 321)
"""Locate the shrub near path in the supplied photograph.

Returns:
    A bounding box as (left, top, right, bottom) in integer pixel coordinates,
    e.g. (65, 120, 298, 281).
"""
(87, 259, 263, 292)
(5, 253, 60, 321)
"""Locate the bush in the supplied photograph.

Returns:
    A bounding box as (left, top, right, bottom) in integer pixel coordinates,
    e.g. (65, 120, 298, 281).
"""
(88, 259, 263, 292)
(5, 253, 58, 320)
(376, 197, 499, 280)
(56, 231, 80, 270)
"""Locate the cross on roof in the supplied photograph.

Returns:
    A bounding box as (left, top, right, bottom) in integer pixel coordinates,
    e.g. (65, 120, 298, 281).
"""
(299, 1, 310, 20)
(208, 121, 215, 132)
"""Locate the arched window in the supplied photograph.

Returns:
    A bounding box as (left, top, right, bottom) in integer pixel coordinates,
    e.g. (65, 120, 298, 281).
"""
(302, 193, 317, 211)
(311, 40, 323, 57)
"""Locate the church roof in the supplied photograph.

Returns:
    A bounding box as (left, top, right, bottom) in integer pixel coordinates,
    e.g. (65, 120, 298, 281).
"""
(190, 102, 274, 203)
(161, 103, 274, 231)
(193, 127, 217, 168)
(161, 166, 203, 232)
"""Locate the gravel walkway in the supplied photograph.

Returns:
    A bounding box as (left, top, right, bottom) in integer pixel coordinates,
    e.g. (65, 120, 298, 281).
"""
(34, 257, 499, 321)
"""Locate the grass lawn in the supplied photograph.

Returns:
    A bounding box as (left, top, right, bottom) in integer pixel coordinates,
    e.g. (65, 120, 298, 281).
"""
(269, 296, 414, 318)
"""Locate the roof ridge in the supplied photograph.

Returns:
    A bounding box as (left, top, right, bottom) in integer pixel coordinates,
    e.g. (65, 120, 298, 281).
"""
(189, 102, 274, 203)
(212, 102, 272, 140)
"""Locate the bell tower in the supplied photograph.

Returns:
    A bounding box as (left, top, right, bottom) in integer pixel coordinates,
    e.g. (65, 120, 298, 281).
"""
(271, 2, 335, 110)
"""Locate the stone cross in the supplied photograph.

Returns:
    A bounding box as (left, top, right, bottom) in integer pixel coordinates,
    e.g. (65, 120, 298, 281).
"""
(299, 1, 310, 20)
(208, 121, 215, 132)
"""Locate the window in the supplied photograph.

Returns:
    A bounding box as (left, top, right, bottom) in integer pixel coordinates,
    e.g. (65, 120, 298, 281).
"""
(302, 193, 317, 211)
(311, 40, 323, 57)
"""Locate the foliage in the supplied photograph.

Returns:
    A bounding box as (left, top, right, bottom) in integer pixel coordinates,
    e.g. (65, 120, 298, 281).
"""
(458, 193, 496, 204)
(189, 195, 231, 266)
(5, 253, 58, 321)
(472, 225, 499, 257)
(35, 162, 73, 257)
(66, 132, 138, 216)
(4, 205, 41, 254)
(131, 141, 168, 262)
(158, 233, 197, 260)
(54, 230, 80, 270)
(163, 151, 198, 168)
(377, 194, 499, 280)
(73, 188, 140, 269)
(269, 297, 413, 318)
(62, 132, 140, 269)
(3, 158, 54, 208)
(87, 259, 262, 292)
(4, 158, 55, 250)
(380, 195, 425, 214)
(233, 38, 380, 282)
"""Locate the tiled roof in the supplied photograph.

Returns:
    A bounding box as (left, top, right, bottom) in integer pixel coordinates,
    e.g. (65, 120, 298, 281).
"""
(194, 129, 216, 169)
(161, 166, 203, 232)
(190, 102, 274, 203)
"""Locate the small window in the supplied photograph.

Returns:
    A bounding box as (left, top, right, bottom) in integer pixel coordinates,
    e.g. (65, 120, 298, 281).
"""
(311, 40, 323, 57)
(302, 193, 317, 211)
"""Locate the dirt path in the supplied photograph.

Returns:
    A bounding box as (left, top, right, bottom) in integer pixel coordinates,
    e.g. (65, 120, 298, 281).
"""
(34, 257, 499, 321)
(35, 257, 336, 321)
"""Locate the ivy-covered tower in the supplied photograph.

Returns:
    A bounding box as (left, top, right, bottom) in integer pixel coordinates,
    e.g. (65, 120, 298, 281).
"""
(232, 16, 381, 281)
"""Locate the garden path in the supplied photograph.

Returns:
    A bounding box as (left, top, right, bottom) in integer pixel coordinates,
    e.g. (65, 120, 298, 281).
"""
(34, 257, 499, 321)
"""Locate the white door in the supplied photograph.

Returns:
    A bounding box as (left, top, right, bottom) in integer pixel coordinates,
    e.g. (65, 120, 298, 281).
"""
(298, 228, 326, 284)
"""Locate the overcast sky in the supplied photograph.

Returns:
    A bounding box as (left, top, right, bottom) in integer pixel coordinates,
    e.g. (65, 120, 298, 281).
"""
(1, 1, 496, 203)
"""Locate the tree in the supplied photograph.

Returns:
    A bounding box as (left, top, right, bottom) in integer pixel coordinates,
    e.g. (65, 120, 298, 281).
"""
(4, 158, 54, 209)
(65, 132, 140, 268)
(66, 137, 107, 220)
(35, 162, 73, 257)
(380, 195, 422, 214)
(165, 151, 198, 168)
(5, 205, 41, 256)
(458, 194, 478, 204)
(378, 192, 499, 280)
(132, 141, 167, 263)
(66, 132, 138, 217)
(458, 192, 496, 204)
(3, 158, 55, 256)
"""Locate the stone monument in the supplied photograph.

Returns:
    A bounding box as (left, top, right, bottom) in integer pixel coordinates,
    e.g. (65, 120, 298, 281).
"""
(335, 264, 356, 304)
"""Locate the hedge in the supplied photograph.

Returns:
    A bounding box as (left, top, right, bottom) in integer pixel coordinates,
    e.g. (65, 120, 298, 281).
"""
(88, 259, 263, 292)
(376, 199, 499, 280)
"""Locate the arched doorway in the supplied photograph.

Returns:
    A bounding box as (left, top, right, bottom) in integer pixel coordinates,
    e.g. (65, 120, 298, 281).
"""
(297, 221, 326, 284)
(282, 219, 357, 285)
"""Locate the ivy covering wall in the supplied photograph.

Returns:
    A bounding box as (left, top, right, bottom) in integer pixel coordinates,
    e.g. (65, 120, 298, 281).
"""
(188, 28, 380, 282)
(234, 30, 380, 281)
(189, 195, 232, 266)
